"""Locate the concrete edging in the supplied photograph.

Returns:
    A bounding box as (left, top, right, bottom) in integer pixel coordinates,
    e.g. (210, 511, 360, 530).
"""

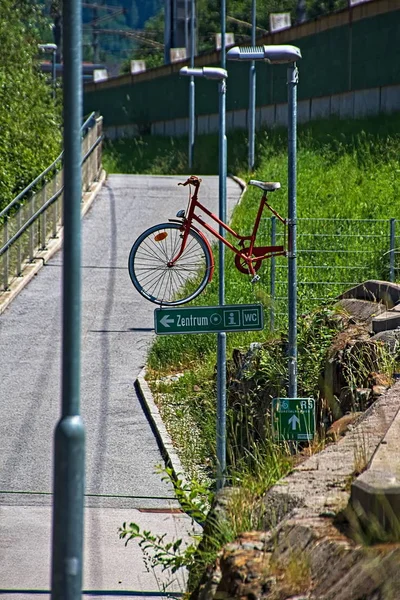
(135, 368, 188, 487)
(0, 170, 107, 316)
(351, 399, 400, 540)
(228, 173, 246, 194)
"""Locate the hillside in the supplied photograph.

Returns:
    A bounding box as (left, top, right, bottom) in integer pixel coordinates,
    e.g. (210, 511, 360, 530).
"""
(41, 0, 163, 65)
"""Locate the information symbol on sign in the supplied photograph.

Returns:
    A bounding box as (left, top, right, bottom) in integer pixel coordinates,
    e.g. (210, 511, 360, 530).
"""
(224, 310, 240, 327)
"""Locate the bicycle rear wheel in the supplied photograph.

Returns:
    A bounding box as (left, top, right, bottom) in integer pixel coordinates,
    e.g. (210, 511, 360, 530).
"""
(128, 223, 212, 306)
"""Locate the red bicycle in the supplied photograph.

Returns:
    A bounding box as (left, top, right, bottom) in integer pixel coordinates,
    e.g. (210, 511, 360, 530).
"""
(128, 175, 286, 306)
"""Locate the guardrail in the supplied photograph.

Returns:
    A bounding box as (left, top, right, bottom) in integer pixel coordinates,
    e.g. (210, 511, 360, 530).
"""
(0, 113, 103, 293)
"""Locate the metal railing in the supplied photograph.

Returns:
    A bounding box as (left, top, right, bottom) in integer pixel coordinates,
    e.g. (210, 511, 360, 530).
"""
(259, 217, 400, 328)
(0, 113, 103, 293)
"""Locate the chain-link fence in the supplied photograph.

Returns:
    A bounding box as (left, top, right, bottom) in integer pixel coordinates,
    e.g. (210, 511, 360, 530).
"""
(258, 217, 400, 329)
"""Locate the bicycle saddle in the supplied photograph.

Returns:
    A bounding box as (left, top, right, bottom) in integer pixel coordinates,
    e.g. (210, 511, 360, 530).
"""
(249, 180, 281, 191)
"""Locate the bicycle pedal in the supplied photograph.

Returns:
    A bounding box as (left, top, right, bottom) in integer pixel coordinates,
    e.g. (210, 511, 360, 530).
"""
(251, 274, 261, 283)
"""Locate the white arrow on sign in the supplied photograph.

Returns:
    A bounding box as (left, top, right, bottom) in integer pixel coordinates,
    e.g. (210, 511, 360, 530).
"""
(288, 414, 300, 431)
(160, 314, 175, 327)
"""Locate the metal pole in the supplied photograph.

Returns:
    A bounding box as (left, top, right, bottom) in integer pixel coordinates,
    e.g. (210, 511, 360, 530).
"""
(40, 188, 47, 250)
(92, 5, 99, 64)
(184, 0, 189, 57)
(51, 0, 85, 597)
(3, 216, 8, 291)
(296, 0, 307, 23)
(52, 48, 57, 100)
(17, 204, 22, 276)
(287, 63, 298, 398)
(188, 0, 195, 169)
(216, 72, 227, 490)
(164, 0, 171, 64)
(390, 218, 395, 283)
(29, 195, 35, 261)
(270, 216, 276, 332)
(248, 0, 256, 170)
(220, 0, 226, 69)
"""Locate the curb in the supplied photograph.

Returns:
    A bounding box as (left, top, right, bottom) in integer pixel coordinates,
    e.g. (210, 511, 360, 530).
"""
(135, 368, 188, 487)
(228, 173, 247, 205)
(228, 174, 247, 191)
(0, 170, 107, 316)
(351, 394, 400, 540)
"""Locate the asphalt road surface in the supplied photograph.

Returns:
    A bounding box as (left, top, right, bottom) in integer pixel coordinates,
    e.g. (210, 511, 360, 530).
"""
(0, 174, 242, 598)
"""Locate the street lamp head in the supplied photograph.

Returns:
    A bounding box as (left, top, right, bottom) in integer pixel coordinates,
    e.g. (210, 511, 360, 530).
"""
(180, 66, 227, 80)
(180, 66, 203, 78)
(38, 43, 57, 52)
(227, 44, 301, 64)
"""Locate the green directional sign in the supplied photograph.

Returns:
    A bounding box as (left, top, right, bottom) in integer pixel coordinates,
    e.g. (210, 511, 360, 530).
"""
(154, 304, 264, 335)
(272, 398, 316, 442)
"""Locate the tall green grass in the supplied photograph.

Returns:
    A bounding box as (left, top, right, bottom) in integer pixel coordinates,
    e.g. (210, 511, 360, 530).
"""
(105, 112, 400, 481)
(104, 114, 400, 222)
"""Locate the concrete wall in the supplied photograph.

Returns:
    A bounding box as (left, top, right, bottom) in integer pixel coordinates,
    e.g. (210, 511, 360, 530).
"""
(99, 84, 400, 140)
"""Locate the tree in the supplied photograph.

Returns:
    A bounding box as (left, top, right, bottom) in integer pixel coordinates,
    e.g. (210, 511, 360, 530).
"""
(0, 0, 61, 210)
(306, 0, 347, 18)
(130, 0, 349, 67)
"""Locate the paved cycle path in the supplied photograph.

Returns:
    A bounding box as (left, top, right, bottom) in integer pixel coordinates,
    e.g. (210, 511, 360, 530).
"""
(0, 175, 242, 598)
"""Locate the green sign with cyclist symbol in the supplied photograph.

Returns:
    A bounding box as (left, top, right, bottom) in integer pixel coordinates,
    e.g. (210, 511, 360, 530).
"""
(272, 398, 315, 442)
(154, 304, 264, 335)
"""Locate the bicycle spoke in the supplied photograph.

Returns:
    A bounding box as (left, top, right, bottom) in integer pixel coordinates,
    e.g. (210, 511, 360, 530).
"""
(169, 228, 182, 259)
(157, 234, 173, 263)
(139, 267, 170, 289)
(139, 238, 167, 263)
(173, 267, 190, 293)
(154, 268, 170, 302)
(166, 269, 175, 302)
(129, 223, 211, 305)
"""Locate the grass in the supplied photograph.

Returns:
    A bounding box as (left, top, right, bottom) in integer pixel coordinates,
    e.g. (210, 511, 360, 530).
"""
(106, 112, 400, 318)
(105, 112, 400, 483)
(108, 113, 400, 588)
(104, 113, 400, 222)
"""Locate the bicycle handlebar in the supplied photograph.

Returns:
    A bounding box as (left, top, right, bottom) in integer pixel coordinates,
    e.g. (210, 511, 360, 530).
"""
(178, 175, 202, 187)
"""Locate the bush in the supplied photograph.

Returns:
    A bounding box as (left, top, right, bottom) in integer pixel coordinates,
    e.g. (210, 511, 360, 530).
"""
(0, 0, 61, 212)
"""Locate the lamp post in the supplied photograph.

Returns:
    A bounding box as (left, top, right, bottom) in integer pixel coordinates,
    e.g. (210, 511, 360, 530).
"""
(180, 65, 228, 489)
(296, 0, 307, 23)
(50, 0, 85, 596)
(38, 43, 57, 100)
(227, 44, 302, 398)
(248, 0, 256, 171)
(188, 0, 196, 168)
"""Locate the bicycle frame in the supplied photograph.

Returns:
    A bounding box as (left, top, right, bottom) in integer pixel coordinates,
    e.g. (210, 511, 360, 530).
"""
(170, 178, 286, 278)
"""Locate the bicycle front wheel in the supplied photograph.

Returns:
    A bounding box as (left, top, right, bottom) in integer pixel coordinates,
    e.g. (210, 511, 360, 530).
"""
(128, 223, 212, 306)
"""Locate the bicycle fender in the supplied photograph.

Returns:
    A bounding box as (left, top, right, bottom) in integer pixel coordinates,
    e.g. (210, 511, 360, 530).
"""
(168, 219, 215, 282)
(191, 225, 214, 282)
